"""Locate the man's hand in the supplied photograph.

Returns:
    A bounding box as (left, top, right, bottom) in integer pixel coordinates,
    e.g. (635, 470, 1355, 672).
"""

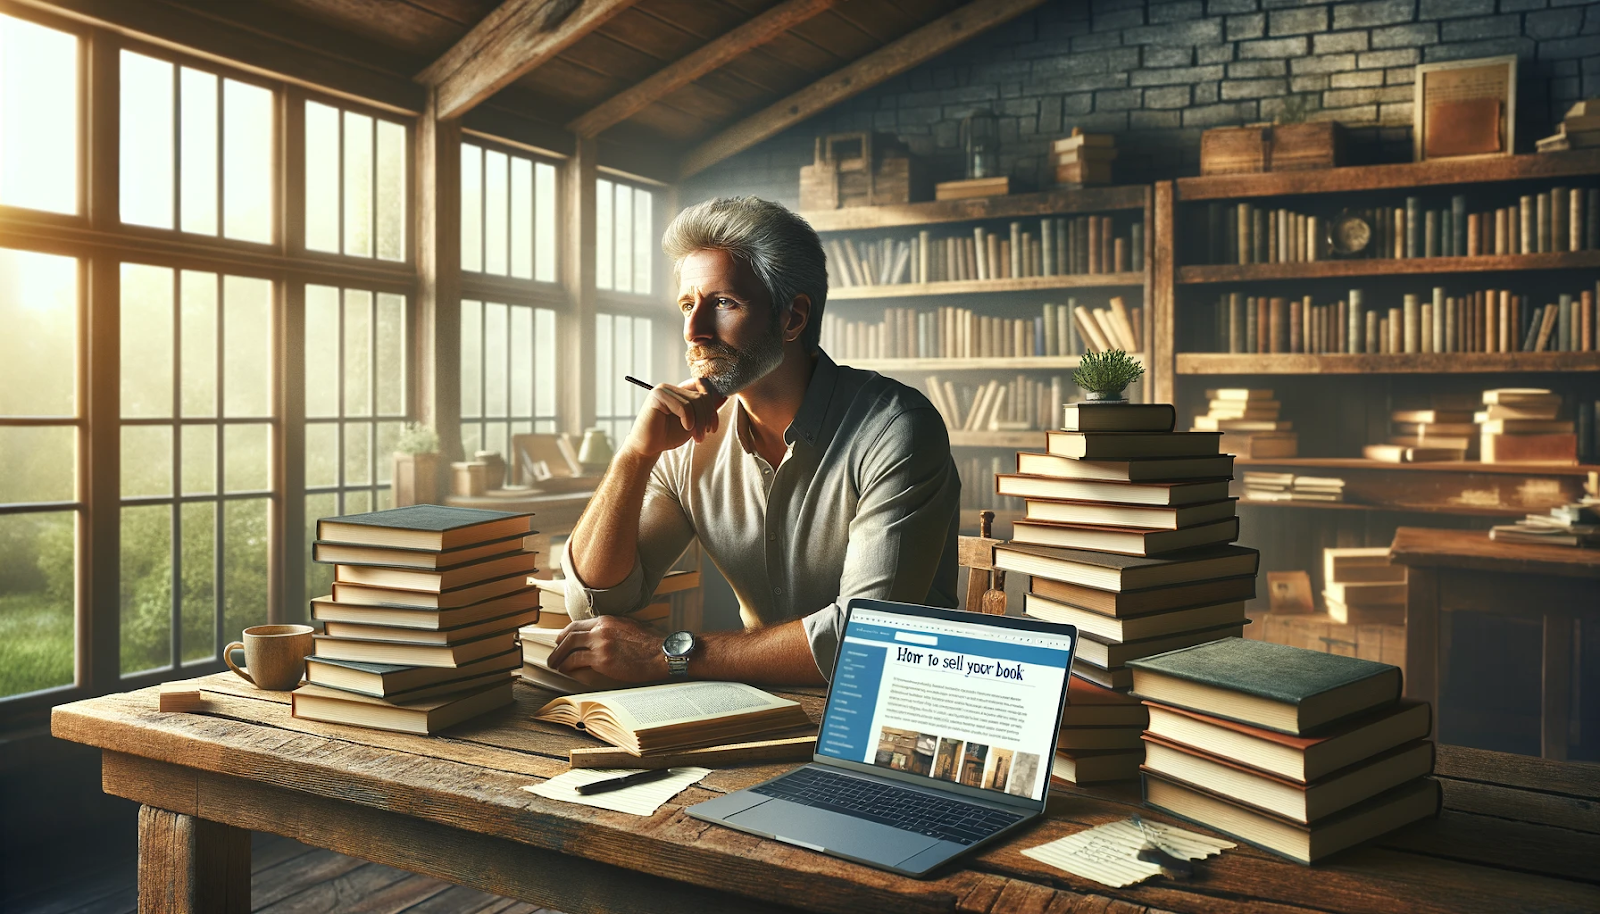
(548, 615, 669, 684)
(623, 379, 726, 460)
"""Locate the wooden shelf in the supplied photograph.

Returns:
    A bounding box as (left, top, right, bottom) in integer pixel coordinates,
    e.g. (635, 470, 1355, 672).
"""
(1175, 352, 1600, 374)
(1239, 498, 1531, 518)
(948, 429, 1044, 448)
(1174, 150, 1600, 201)
(1177, 250, 1600, 284)
(801, 185, 1148, 232)
(843, 355, 1112, 371)
(831, 272, 1144, 299)
(1235, 457, 1600, 477)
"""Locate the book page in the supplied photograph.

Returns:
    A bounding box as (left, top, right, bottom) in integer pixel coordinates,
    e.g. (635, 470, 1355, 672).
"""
(589, 682, 796, 731)
(1022, 818, 1233, 888)
(523, 766, 711, 816)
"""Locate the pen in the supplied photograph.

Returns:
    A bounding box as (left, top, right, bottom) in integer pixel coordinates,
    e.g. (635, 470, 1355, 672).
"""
(575, 767, 678, 796)
(624, 375, 653, 392)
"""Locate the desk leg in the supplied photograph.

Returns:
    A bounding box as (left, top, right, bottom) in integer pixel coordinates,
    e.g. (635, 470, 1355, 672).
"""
(1404, 567, 1439, 741)
(138, 805, 250, 914)
(1541, 615, 1573, 762)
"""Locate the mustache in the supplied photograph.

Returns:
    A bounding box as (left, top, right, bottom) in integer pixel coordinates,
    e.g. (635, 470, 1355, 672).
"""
(686, 343, 739, 361)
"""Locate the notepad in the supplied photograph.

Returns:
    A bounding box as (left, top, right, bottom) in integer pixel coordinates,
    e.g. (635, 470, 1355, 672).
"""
(522, 767, 711, 816)
(1022, 818, 1233, 888)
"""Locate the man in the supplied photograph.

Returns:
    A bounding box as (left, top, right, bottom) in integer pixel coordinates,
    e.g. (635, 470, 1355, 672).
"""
(551, 196, 960, 686)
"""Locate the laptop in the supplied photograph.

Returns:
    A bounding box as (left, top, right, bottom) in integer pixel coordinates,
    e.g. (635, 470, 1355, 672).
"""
(688, 598, 1078, 877)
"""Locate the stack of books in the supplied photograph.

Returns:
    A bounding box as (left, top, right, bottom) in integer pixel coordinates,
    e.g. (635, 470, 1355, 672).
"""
(1386, 405, 1476, 459)
(518, 573, 688, 693)
(1477, 388, 1576, 464)
(1192, 388, 1296, 459)
(294, 506, 540, 734)
(1536, 99, 1600, 152)
(993, 400, 1259, 783)
(1053, 129, 1116, 186)
(1241, 472, 1345, 504)
(1321, 547, 1406, 624)
(1132, 638, 1439, 865)
(1490, 500, 1600, 547)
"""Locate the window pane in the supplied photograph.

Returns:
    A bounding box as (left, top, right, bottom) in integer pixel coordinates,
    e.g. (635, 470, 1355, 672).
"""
(342, 110, 372, 257)
(484, 420, 507, 459)
(344, 488, 371, 517)
(120, 504, 172, 675)
(460, 421, 480, 457)
(460, 144, 482, 272)
(0, 510, 75, 697)
(612, 315, 632, 418)
(459, 299, 482, 419)
(0, 15, 77, 214)
(535, 308, 556, 420)
(375, 119, 405, 261)
(305, 422, 337, 488)
(221, 498, 269, 640)
(181, 424, 214, 494)
(510, 157, 532, 280)
(223, 423, 269, 493)
(222, 78, 272, 243)
(179, 68, 218, 236)
(0, 426, 74, 503)
(343, 421, 371, 486)
(534, 162, 556, 282)
(633, 316, 652, 407)
(180, 270, 217, 417)
(595, 313, 613, 422)
(304, 101, 339, 252)
(376, 421, 401, 484)
(120, 263, 174, 419)
(120, 51, 174, 229)
(614, 185, 633, 293)
(304, 284, 339, 418)
(121, 425, 172, 497)
(0, 248, 76, 416)
(485, 149, 508, 276)
(483, 302, 507, 418)
(304, 491, 336, 597)
(634, 189, 652, 295)
(343, 289, 371, 417)
(510, 305, 532, 417)
(595, 178, 613, 290)
(222, 275, 271, 417)
(376, 292, 406, 416)
(179, 501, 215, 663)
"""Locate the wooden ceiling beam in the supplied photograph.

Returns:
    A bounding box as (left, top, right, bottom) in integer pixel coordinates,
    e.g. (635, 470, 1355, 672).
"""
(417, 0, 640, 121)
(567, 0, 838, 138)
(678, 0, 1047, 179)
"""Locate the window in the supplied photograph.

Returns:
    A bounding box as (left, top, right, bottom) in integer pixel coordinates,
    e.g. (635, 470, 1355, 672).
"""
(459, 300, 558, 461)
(595, 178, 653, 295)
(0, 248, 80, 700)
(304, 285, 408, 598)
(594, 313, 654, 448)
(304, 100, 408, 260)
(119, 50, 272, 241)
(460, 141, 557, 282)
(0, 13, 77, 214)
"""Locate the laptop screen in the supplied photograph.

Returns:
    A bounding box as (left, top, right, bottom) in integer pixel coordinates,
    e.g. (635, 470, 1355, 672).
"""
(817, 602, 1076, 803)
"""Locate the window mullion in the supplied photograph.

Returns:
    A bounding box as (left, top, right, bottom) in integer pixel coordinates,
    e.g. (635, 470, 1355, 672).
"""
(170, 267, 183, 669)
(212, 271, 225, 660)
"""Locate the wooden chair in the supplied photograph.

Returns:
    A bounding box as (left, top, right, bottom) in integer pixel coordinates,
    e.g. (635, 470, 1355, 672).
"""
(958, 510, 1007, 615)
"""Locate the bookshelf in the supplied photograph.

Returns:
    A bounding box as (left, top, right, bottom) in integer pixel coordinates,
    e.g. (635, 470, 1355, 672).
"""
(804, 185, 1153, 534)
(1176, 352, 1600, 374)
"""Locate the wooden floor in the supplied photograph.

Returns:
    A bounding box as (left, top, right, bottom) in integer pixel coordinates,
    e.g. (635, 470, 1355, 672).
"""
(8, 831, 556, 914)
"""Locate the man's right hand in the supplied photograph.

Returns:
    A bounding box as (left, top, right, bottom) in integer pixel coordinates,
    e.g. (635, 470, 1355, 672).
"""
(622, 379, 726, 459)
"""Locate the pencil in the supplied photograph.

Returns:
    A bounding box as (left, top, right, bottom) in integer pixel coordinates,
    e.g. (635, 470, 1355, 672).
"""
(624, 375, 653, 392)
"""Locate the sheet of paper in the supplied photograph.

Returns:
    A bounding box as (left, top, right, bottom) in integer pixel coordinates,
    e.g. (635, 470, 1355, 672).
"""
(1022, 818, 1234, 888)
(522, 767, 711, 816)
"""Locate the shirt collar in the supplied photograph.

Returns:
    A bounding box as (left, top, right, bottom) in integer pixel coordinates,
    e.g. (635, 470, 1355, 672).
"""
(785, 350, 837, 448)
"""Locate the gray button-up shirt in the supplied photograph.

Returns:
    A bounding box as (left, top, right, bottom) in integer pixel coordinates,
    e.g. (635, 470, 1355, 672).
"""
(559, 350, 961, 679)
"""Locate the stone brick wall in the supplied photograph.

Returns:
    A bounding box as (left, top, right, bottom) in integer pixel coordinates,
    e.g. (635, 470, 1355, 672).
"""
(681, 0, 1600, 207)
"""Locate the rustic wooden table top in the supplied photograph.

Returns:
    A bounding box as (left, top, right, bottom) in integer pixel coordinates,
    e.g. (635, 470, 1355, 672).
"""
(52, 673, 1600, 914)
(1390, 526, 1600, 578)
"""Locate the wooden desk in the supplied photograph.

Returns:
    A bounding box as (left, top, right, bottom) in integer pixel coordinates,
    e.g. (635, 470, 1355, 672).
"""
(52, 674, 1600, 914)
(1390, 527, 1600, 761)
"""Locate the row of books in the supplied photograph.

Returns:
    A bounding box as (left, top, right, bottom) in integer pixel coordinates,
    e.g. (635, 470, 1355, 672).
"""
(1363, 389, 1579, 464)
(818, 299, 1144, 361)
(1197, 188, 1600, 265)
(958, 455, 1019, 512)
(1242, 472, 1345, 504)
(1490, 499, 1600, 547)
(823, 217, 1144, 289)
(1205, 284, 1599, 354)
(923, 374, 1070, 433)
(1193, 389, 1299, 461)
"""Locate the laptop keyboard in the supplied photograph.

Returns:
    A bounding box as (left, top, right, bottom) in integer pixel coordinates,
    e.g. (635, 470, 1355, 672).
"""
(751, 767, 1025, 845)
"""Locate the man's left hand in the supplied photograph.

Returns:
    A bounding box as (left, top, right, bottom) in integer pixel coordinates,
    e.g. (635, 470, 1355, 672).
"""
(548, 615, 670, 684)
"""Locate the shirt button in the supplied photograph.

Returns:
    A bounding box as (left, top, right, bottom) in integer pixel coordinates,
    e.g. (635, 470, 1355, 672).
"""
(773, 586, 783, 596)
(768, 533, 777, 541)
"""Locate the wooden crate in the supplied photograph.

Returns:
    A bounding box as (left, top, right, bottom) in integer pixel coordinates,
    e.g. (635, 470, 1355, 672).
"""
(1247, 610, 1407, 678)
(1200, 123, 1346, 175)
(799, 133, 918, 210)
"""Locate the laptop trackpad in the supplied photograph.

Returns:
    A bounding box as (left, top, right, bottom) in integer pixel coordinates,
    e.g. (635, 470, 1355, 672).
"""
(726, 799, 939, 865)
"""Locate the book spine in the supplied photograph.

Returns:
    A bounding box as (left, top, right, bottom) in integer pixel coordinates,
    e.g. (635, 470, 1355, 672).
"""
(1348, 288, 1363, 354)
(1290, 297, 1303, 353)
(1467, 212, 1480, 257)
(1041, 219, 1054, 276)
(1523, 304, 1545, 352)
(1588, 189, 1599, 250)
(1451, 195, 1466, 256)
(1055, 218, 1068, 276)
(1403, 294, 1418, 353)
(1571, 188, 1584, 253)
(1583, 290, 1595, 352)
(1114, 237, 1128, 273)
(1229, 292, 1243, 353)
(1010, 221, 1022, 279)
(1537, 192, 1550, 254)
(1088, 216, 1102, 275)
(1444, 296, 1456, 353)
(1559, 293, 1572, 352)
(1424, 209, 1438, 259)
(1268, 297, 1285, 354)
(973, 228, 988, 281)
(1252, 207, 1267, 264)
(1245, 296, 1258, 353)
(1405, 196, 1420, 258)
(1520, 195, 1534, 255)
(1131, 222, 1144, 272)
(1236, 203, 1250, 265)
(1552, 187, 1567, 255)
(918, 230, 930, 283)
(1428, 287, 1442, 353)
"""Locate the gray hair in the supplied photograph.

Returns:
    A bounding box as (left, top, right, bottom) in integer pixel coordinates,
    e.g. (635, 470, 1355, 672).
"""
(662, 196, 828, 351)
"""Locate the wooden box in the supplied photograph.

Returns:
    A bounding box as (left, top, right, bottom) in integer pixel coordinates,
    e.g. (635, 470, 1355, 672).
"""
(799, 133, 918, 210)
(1201, 123, 1346, 175)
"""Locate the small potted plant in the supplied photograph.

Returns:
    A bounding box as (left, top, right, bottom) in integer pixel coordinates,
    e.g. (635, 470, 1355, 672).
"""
(1073, 349, 1145, 403)
(392, 423, 440, 506)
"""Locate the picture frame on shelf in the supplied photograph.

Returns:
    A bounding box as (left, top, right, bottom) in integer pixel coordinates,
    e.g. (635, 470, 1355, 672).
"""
(1413, 56, 1516, 163)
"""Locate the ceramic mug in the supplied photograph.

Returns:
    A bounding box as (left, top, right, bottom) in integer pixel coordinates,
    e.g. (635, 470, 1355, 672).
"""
(224, 624, 315, 691)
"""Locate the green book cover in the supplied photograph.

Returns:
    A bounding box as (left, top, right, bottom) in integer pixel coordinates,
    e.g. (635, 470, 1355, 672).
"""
(1126, 637, 1398, 708)
(325, 505, 527, 532)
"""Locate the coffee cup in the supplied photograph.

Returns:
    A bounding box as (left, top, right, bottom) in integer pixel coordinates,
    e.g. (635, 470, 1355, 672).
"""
(224, 624, 315, 691)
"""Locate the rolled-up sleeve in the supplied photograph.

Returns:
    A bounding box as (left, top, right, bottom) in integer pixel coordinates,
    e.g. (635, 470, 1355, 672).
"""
(806, 406, 961, 679)
(559, 456, 698, 620)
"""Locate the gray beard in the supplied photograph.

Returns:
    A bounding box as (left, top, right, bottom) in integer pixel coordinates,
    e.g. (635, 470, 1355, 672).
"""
(687, 326, 786, 397)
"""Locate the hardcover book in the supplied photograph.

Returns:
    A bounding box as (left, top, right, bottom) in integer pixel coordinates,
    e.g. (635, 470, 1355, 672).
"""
(534, 681, 812, 756)
(316, 505, 534, 551)
(994, 543, 1260, 592)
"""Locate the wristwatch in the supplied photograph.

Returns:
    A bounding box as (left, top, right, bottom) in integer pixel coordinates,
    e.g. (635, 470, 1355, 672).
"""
(662, 630, 696, 678)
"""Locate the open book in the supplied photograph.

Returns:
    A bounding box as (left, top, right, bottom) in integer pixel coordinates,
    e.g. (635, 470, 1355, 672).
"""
(534, 681, 813, 756)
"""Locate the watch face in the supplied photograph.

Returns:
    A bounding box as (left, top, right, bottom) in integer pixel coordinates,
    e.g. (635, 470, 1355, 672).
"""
(664, 630, 695, 657)
(1330, 212, 1372, 255)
